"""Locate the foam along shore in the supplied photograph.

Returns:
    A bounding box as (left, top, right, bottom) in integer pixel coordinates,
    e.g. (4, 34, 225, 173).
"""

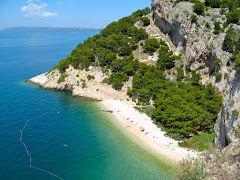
(100, 100, 198, 163)
(26, 66, 198, 163)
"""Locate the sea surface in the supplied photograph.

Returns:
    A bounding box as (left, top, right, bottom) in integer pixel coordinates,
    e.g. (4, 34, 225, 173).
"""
(0, 32, 174, 179)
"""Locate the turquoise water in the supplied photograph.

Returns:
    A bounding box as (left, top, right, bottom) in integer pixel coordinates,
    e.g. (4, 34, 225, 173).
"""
(0, 32, 174, 179)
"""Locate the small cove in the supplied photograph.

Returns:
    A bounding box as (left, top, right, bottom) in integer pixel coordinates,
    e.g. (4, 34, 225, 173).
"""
(0, 32, 174, 179)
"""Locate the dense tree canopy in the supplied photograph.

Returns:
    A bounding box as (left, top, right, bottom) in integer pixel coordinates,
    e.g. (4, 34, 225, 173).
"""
(54, 7, 149, 72)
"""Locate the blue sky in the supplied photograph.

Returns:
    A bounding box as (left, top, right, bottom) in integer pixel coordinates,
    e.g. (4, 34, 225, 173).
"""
(0, 0, 151, 29)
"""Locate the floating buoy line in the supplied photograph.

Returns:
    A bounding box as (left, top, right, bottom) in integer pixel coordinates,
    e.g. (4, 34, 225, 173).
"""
(20, 104, 74, 179)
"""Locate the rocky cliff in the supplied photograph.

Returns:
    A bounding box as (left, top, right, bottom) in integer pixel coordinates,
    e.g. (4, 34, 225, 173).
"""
(215, 71, 240, 148)
(151, 0, 232, 93)
(151, 0, 240, 150)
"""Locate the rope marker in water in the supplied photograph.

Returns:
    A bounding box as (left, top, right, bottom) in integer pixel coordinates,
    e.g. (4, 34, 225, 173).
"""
(20, 107, 65, 179)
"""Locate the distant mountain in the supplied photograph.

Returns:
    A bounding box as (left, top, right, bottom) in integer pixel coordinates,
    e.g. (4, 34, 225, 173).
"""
(0, 27, 102, 33)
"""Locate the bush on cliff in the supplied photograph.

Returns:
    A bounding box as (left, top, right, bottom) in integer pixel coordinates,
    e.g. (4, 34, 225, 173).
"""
(142, 17, 150, 26)
(193, 1, 205, 15)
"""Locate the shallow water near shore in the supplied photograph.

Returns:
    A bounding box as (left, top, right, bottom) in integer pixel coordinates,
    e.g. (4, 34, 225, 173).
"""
(0, 32, 174, 179)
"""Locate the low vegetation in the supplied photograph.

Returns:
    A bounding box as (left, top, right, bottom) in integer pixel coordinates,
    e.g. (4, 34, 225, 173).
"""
(222, 27, 240, 69)
(174, 158, 206, 180)
(87, 74, 95, 81)
(216, 72, 222, 81)
(57, 73, 68, 84)
(178, 131, 215, 151)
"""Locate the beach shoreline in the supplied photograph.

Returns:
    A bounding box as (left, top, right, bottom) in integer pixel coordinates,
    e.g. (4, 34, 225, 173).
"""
(26, 67, 198, 163)
(99, 100, 198, 164)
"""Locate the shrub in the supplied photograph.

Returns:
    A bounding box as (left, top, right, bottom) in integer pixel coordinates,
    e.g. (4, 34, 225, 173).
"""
(143, 38, 160, 53)
(57, 73, 68, 84)
(176, 67, 184, 81)
(213, 59, 221, 66)
(174, 159, 206, 180)
(223, 22, 229, 29)
(205, 22, 211, 28)
(224, 73, 228, 78)
(142, 17, 150, 26)
(216, 72, 222, 81)
(191, 14, 198, 24)
(214, 21, 221, 30)
(102, 78, 111, 85)
(227, 9, 240, 24)
(109, 72, 129, 90)
(232, 109, 239, 116)
(222, 28, 239, 53)
(235, 53, 240, 69)
(213, 21, 221, 34)
(193, 1, 205, 15)
(58, 59, 70, 72)
(118, 45, 132, 56)
(233, 125, 240, 138)
(87, 74, 95, 81)
(76, 74, 79, 77)
(82, 82, 86, 89)
(220, 8, 226, 15)
(213, 30, 220, 34)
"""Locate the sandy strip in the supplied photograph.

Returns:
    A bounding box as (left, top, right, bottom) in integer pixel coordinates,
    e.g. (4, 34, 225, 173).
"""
(100, 99, 198, 163)
(27, 67, 198, 163)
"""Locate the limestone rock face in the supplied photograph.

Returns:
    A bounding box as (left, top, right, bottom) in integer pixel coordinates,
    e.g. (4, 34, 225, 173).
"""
(26, 66, 131, 101)
(151, 0, 233, 94)
(151, 0, 240, 149)
(215, 71, 240, 148)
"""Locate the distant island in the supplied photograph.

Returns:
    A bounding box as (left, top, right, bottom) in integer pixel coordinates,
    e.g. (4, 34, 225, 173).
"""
(0, 27, 102, 33)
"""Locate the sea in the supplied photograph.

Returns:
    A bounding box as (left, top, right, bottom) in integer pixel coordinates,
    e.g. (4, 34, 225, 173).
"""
(0, 31, 174, 179)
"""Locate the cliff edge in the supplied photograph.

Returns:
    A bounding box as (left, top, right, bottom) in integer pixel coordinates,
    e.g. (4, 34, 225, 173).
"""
(151, 0, 240, 150)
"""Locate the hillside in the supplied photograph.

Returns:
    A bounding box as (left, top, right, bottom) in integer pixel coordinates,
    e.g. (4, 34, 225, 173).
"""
(27, 0, 240, 179)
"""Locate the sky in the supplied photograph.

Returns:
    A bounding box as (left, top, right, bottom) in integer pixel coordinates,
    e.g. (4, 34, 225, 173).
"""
(0, 0, 151, 29)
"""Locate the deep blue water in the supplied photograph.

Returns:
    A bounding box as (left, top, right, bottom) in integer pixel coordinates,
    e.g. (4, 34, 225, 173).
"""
(0, 32, 173, 179)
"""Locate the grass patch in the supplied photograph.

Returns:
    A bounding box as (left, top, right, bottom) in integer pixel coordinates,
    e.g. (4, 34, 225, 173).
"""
(178, 131, 215, 151)
(134, 106, 153, 117)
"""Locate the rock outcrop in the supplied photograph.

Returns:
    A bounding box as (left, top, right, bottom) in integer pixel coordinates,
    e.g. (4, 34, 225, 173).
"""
(27, 66, 132, 101)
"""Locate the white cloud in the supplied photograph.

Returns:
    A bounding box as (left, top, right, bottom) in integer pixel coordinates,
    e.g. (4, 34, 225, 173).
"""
(21, 3, 58, 17)
(27, 0, 41, 3)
